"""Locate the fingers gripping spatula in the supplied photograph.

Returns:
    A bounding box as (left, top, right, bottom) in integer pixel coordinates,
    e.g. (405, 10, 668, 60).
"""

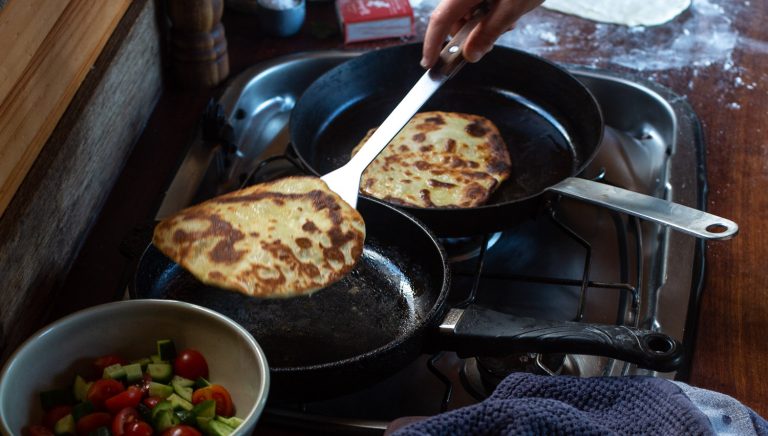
(321, 8, 488, 208)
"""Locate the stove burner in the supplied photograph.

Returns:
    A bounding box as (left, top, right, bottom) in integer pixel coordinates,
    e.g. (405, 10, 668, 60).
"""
(441, 232, 502, 262)
(157, 52, 705, 431)
(461, 354, 576, 399)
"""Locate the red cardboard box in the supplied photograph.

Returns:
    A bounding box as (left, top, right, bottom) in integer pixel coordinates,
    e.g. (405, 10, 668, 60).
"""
(336, 0, 415, 44)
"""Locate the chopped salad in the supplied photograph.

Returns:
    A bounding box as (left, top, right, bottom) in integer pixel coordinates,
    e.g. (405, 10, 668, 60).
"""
(24, 340, 242, 436)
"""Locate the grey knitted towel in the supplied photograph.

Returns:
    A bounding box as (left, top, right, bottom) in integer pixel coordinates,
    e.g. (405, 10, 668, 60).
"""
(393, 373, 768, 435)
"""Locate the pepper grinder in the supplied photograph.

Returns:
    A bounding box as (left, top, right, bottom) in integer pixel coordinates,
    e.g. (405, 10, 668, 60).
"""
(166, 0, 230, 88)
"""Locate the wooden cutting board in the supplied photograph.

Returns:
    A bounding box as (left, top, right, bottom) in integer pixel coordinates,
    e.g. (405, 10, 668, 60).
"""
(0, 0, 131, 218)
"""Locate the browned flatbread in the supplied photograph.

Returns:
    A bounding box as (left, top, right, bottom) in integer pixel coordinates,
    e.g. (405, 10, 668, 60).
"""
(352, 111, 511, 208)
(152, 176, 366, 298)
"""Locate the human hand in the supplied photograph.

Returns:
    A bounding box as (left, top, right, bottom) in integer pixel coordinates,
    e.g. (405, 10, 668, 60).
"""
(421, 0, 543, 68)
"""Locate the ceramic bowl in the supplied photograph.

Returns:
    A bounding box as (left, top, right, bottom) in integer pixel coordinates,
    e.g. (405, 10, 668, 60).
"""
(0, 299, 269, 435)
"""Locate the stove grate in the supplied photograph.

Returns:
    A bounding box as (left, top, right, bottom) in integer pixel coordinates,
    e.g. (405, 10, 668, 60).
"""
(426, 190, 645, 406)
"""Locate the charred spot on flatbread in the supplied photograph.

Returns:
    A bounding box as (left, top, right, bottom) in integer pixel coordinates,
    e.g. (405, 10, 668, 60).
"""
(153, 176, 366, 298)
(351, 111, 511, 208)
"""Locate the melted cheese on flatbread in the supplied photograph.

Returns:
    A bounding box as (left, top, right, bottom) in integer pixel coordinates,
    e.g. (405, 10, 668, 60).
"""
(352, 111, 511, 208)
(152, 176, 366, 298)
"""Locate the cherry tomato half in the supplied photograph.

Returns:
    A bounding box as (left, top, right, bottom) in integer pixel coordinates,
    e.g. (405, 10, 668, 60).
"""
(105, 386, 143, 414)
(93, 354, 128, 374)
(161, 425, 202, 436)
(86, 379, 125, 410)
(42, 405, 73, 430)
(173, 349, 209, 380)
(124, 421, 154, 436)
(23, 425, 54, 436)
(112, 407, 151, 436)
(142, 396, 162, 409)
(191, 385, 234, 417)
(76, 412, 112, 436)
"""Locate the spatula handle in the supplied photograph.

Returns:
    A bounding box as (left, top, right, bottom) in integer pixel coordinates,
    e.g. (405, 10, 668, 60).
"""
(433, 2, 490, 78)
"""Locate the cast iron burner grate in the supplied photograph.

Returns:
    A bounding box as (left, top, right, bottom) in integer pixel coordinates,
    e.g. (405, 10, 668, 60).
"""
(422, 185, 644, 412)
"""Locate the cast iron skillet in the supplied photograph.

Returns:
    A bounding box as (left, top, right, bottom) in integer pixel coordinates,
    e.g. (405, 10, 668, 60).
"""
(131, 197, 683, 401)
(290, 43, 738, 240)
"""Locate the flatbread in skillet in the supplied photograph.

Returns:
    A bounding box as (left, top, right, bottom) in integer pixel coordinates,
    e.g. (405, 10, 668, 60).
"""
(351, 111, 511, 208)
(152, 176, 366, 298)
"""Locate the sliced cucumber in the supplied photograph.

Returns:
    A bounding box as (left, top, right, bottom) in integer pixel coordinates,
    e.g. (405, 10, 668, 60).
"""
(103, 363, 126, 380)
(147, 362, 173, 383)
(193, 399, 217, 434)
(167, 393, 194, 411)
(208, 419, 236, 436)
(150, 354, 168, 364)
(132, 357, 152, 370)
(72, 375, 92, 402)
(192, 399, 216, 418)
(151, 400, 177, 432)
(53, 413, 75, 435)
(194, 377, 212, 389)
(215, 415, 244, 429)
(123, 362, 143, 383)
(174, 384, 193, 402)
(151, 400, 174, 419)
(157, 339, 177, 361)
(153, 409, 181, 432)
(171, 375, 194, 401)
(148, 381, 174, 399)
(196, 416, 213, 434)
(171, 375, 195, 387)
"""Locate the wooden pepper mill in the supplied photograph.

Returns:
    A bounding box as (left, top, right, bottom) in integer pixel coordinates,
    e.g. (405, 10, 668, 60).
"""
(166, 0, 230, 88)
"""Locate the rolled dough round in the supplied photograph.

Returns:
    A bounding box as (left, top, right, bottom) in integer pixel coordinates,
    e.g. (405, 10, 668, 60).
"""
(542, 0, 692, 26)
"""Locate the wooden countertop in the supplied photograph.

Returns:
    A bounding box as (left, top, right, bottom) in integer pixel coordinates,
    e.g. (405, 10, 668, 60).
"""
(54, 0, 767, 419)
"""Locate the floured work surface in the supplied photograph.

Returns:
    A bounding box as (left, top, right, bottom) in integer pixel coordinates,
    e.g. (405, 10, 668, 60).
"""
(542, 0, 691, 27)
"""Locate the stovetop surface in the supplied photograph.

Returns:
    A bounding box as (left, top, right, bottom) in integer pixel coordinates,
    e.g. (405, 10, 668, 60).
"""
(154, 51, 706, 432)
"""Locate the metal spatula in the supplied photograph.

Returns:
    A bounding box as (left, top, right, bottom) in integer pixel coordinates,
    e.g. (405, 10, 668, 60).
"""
(321, 8, 488, 208)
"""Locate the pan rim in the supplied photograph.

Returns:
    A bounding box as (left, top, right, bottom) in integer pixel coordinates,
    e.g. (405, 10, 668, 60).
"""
(289, 42, 605, 215)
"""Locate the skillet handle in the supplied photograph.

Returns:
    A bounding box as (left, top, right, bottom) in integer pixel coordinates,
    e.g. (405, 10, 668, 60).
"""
(432, 2, 490, 78)
(438, 306, 684, 372)
(548, 177, 738, 240)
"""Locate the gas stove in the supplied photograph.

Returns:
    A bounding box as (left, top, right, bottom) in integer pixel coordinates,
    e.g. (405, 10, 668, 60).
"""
(155, 51, 706, 433)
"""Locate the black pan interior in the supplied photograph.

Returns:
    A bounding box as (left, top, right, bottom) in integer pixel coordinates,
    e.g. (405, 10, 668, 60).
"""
(131, 198, 449, 369)
(291, 43, 603, 205)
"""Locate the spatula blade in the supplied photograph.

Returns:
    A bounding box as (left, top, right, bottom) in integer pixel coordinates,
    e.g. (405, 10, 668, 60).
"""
(320, 70, 447, 208)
